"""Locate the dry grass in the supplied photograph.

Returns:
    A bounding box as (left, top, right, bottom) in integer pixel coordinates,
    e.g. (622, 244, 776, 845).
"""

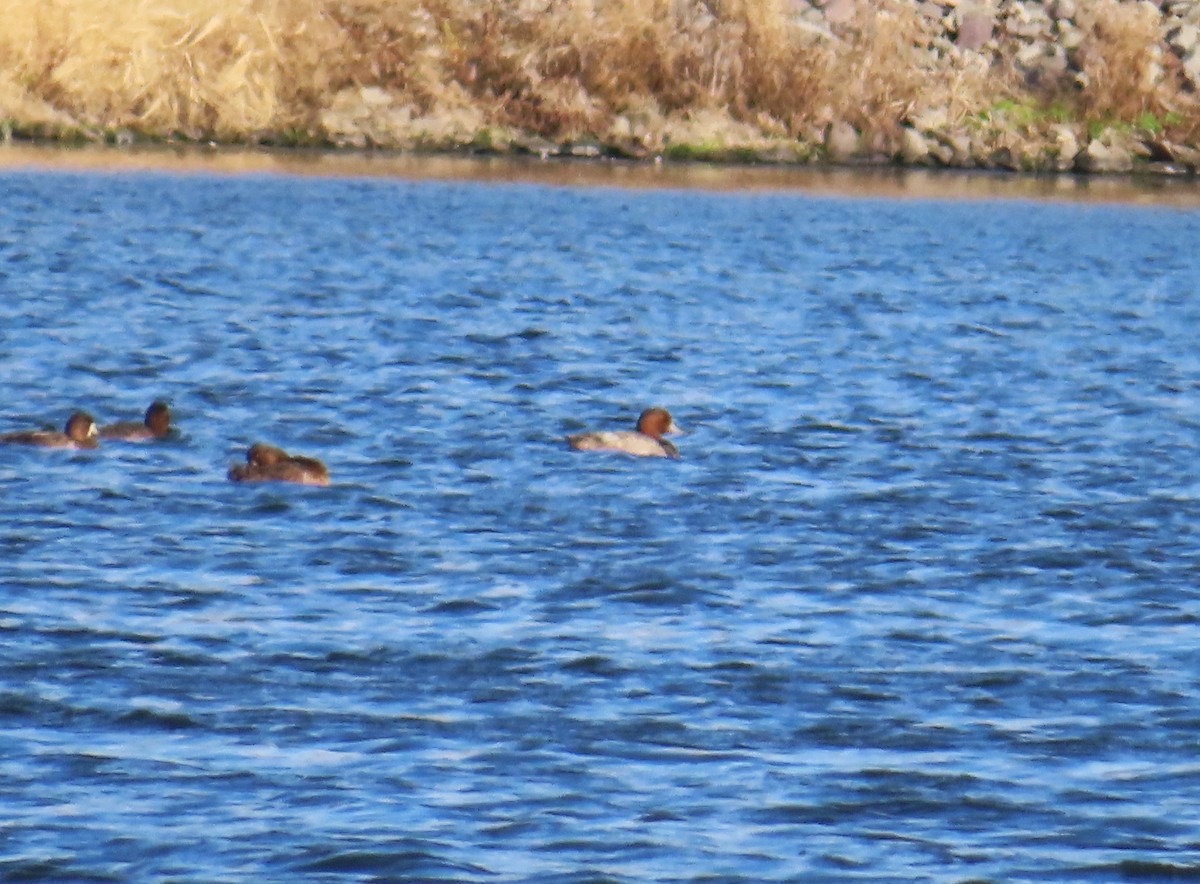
(352, 0, 993, 140)
(1073, 0, 1195, 134)
(0, 0, 995, 145)
(0, 0, 349, 138)
(0, 0, 1193, 154)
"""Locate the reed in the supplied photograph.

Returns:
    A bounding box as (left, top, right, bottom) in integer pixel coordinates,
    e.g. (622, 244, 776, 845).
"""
(1073, 0, 1195, 138)
(0, 0, 345, 139)
(0, 0, 1194, 155)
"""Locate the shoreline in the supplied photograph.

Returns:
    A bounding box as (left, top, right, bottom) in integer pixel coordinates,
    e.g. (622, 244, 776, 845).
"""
(5, 139, 1200, 207)
(7, 2, 1200, 181)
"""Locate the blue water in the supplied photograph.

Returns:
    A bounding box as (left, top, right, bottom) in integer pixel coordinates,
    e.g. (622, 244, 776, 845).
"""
(3, 164, 1200, 882)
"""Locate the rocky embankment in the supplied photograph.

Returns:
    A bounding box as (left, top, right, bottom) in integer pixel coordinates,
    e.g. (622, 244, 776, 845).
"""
(811, 0, 1200, 174)
(7, 0, 1200, 174)
(312, 0, 1200, 173)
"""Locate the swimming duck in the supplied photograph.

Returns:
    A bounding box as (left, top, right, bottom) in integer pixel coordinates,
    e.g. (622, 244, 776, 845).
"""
(228, 443, 330, 486)
(0, 411, 99, 449)
(99, 400, 173, 441)
(567, 407, 682, 458)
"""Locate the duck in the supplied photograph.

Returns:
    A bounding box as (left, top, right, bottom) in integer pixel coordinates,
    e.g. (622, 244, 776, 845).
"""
(0, 411, 99, 449)
(567, 407, 682, 458)
(228, 442, 330, 486)
(99, 400, 173, 441)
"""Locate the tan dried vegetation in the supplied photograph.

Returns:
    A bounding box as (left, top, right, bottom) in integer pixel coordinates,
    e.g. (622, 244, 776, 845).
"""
(0, 0, 1195, 157)
(1073, 0, 1195, 136)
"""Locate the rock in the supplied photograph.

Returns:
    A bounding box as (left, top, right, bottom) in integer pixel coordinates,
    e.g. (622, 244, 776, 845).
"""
(1077, 138, 1134, 173)
(1048, 0, 1076, 19)
(825, 120, 860, 161)
(756, 142, 809, 164)
(606, 139, 653, 160)
(866, 129, 899, 162)
(1167, 22, 1200, 54)
(928, 139, 956, 165)
(943, 132, 975, 166)
(1140, 55, 1165, 93)
(1051, 124, 1080, 171)
(1015, 42, 1070, 88)
(1182, 47, 1200, 88)
(1056, 19, 1085, 50)
(822, 0, 857, 25)
(1165, 142, 1200, 169)
(917, 2, 945, 22)
(798, 7, 826, 26)
(566, 140, 602, 158)
(1004, 4, 1053, 40)
(359, 86, 393, 108)
(910, 107, 949, 132)
(956, 4, 995, 50)
(512, 135, 560, 158)
(1141, 138, 1176, 162)
(986, 146, 1019, 171)
(899, 126, 932, 164)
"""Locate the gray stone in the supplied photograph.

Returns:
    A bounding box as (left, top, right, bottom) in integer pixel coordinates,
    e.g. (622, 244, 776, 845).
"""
(1051, 124, 1080, 171)
(1002, 3, 1052, 40)
(1078, 138, 1134, 173)
(956, 5, 995, 50)
(1015, 42, 1070, 88)
(1168, 22, 1200, 55)
(359, 86, 393, 108)
(1048, 0, 1076, 19)
(899, 127, 932, 164)
(944, 132, 975, 166)
(512, 135, 560, 158)
(1056, 20, 1085, 50)
(910, 107, 949, 132)
(822, 0, 857, 25)
(987, 147, 1019, 171)
(917, 2, 945, 21)
(825, 121, 861, 161)
(567, 140, 602, 158)
(1166, 142, 1200, 168)
(867, 130, 897, 160)
(1182, 47, 1200, 87)
(799, 7, 826, 26)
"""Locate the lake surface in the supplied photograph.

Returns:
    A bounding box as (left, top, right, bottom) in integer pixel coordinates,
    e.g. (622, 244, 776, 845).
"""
(3, 152, 1200, 882)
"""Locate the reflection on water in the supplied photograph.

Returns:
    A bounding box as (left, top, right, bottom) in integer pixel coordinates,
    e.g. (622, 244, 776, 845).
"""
(5, 140, 1200, 204)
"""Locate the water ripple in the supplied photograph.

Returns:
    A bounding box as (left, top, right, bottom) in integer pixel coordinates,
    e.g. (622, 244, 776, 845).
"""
(2, 170, 1200, 880)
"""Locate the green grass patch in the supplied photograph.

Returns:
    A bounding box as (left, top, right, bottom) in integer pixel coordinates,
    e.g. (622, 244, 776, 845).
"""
(662, 141, 723, 162)
(978, 99, 1073, 127)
